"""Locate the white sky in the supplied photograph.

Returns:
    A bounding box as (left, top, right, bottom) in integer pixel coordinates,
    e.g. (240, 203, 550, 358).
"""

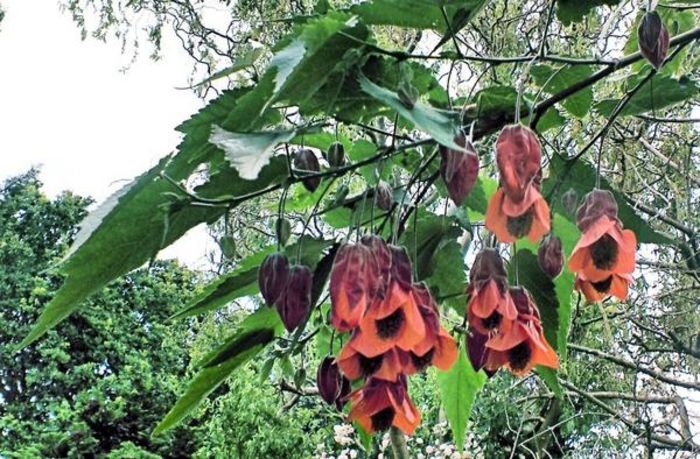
(0, 0, 215, 267)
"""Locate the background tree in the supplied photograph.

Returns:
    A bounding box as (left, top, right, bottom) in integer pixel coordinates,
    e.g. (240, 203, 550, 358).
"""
(0, 171, 199, 457)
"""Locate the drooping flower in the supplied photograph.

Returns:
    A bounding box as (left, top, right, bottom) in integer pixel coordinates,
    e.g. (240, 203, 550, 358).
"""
(495, 125, 542, 203)
(466, 249, 517, 335)
(485, 185, 551, 243)
(258, 252, 290, 305)
(484, 287, 559, 376)
(275, 264, 312, 332)
(467, 330, 495, 377)
(638, 11, 670, 70)
(337, 344, 407, 382)
(408, 283, 458, 373)
(538, 235, 564, 279)
(486, 125, 551, 243)
(568, 189, 636, 302)
(351, 282, 426, 358)
(330, 243, 376, 331)
(317, 356, 351, 410)
(439, 131, 480, 206)
(348, 376, 421, 435)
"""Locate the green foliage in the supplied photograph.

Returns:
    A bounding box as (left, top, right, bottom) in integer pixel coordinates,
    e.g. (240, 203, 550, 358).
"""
(531, 64, 594, 118)
(556, 0, 621, 25)
(153, 307, 284, 435)
(436, 342, 487, 452)
(0, 171, 199, 457)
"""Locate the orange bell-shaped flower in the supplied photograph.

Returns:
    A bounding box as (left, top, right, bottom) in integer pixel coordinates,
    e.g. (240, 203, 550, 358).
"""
(408, 283, 458, 373)
(484, 287, 559, 376)
(485, 185, 550, 243)
(348, 376, 421, 435)
(466, 249, 518, 334)
(330, 243, 375, 331)
(568, 190, 636, 302)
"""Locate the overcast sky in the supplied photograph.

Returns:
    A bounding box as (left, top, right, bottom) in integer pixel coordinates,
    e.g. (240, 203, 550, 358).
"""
(0, 0, 215, 267)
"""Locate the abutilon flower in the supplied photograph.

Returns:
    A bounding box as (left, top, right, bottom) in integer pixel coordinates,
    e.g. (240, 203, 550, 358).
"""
(258, 252, 290, 305)
(275, 264, 313, 332)
(294, 148, 321, 192)
(330, 236, 457, 435)
(317, 356, 351, 409)
(348, 376, 421, 435)
(486, 125, 550, 243)
(638, 11, 670, 70)
(568, 190, 636, 303)
(538, 235, 564, 279)
(467, 330, 495, 377)
(484, 287, 559, 376)
(329, 243, 376, 331)
(408, 283, 458, 373)
(466, 249, 517, 335)
(439, 131, 480, 206)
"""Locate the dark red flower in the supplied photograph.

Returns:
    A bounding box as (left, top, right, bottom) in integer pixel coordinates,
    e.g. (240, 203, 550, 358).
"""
(467, 249, 517, 335)
(294, 149, 321, 192)
(275, 265, 312, 332)
(348, 376, 421, 435)
(484, 287, 559, 376)
(330, 243, 375, 331)
(360, 234, 392, 301)
(439, 131, 479, 206)
(326, 142, 346, 168)
(258, 252, 289, 305)
(538, 235, 564, 279)
(485, 185, 550, 243)
(638, 11, 670, 70)
(389, 245, 413, 292)
(495, 125, 542, 203)
(317, 356, 350, 409)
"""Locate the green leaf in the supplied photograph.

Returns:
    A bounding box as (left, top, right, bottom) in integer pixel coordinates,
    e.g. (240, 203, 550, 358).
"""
(209, 126, 297, 180)
(545, 154, 673, 245)
(179, 43, 264, 90)
(153, 307, 284, 435)
(436, 340, 487, 452)
(536, 107, 567, 132)
(531, 64, 594, 118)
(359, 74, 462, 150)
(556, 0, 621, 25)
(401, 211, 462, 281)
(536, 366, 563, 398)
(595, 75, 699, 117)
(425, 240, 467, 313)
(350, 0, 487, 32)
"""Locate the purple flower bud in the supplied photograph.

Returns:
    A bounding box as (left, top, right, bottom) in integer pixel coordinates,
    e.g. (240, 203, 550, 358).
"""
(375, 181, 393, 211)
(326, 142, 346, 168)
(638, 11, 669, 70)
(276, 265, 313, 332)
(258, 253, 289, 305)
(294, 149, 321, 192)
(440, 132, 480, 206)
(468, 330, 495, 378)
(317, 356, 343, 405)
(538, 235, 564, 279)
(389, 245, 413, 291)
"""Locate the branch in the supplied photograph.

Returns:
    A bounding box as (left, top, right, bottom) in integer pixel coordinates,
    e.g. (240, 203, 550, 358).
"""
(568, 343, 700, 391)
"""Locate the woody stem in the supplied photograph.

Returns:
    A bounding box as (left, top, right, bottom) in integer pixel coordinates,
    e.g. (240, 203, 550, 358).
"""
(389, 427, 410, 459)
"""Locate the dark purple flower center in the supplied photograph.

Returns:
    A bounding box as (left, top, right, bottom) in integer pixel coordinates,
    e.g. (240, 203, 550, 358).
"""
(376, 308, 405, 339)
(358, 354, 384, 377)
(507, 342, 532, 372)
(590, 234, 618, 270)
(480, 311, 502, 331)
(592, 275, 613, 293)
(371, 407, 395, 432)
(506, 208, 534, 238)
(410, 349, 435, 372)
